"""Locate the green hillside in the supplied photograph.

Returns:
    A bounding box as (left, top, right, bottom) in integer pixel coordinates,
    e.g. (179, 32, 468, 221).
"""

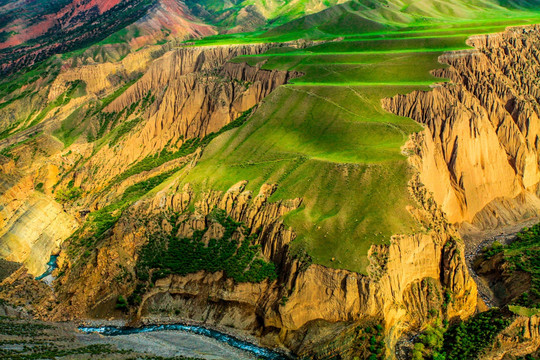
(184, 0, 348, 30)
(172, 0, 540, 274)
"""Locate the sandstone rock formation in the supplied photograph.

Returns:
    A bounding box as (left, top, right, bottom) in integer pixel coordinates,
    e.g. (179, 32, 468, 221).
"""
(383, 26, 540, 231)
(0, 140, 77, 276)
(67, 43, 300, 193)
(3, 18, 540, 360)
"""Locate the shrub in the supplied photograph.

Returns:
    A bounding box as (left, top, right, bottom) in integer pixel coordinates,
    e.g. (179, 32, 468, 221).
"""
(55, 187, 82, 203)
(115, 295, 128, 310)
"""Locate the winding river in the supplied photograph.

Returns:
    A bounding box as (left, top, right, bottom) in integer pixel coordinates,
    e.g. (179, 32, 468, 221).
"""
(78, 324, 290, 360)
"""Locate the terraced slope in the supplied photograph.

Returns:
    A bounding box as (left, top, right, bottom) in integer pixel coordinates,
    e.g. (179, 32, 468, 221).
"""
(171, 5, 540, 273)
(2, 1, 540, 358)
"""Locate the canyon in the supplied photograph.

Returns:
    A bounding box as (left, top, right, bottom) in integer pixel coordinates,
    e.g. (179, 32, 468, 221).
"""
(1, 1, 540, 359)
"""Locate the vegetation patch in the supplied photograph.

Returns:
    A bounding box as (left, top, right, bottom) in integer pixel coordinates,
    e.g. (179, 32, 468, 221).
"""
(28, 80, 86, 128)
(100, 75, 142, 109)
(441, 309, 510, 360)
(411, 319, 447, 360)
(0, 58, 61, 99)
(482, 223, 540, 309)
(353, 324, 386, 360)
(136, 209, 277, 284)
(55, 187, 82, 204)
(109, 117, 144, 146)
(110, 107, 254, 185)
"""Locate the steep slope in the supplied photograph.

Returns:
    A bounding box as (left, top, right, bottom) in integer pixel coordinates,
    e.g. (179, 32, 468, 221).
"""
(0, 0, 158, 74)
(1, 1, 540, 359)
(383, 26, 540, 230)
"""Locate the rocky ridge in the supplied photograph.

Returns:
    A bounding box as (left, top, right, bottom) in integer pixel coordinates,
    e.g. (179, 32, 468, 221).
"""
(69, 43, 302, 200)
(1, 21, 540, 360)
(382, 26, 540, 231)
(383, 25, 540, 359)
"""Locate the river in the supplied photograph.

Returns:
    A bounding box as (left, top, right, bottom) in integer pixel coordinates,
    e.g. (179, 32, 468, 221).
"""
(78, 324, 290, 360)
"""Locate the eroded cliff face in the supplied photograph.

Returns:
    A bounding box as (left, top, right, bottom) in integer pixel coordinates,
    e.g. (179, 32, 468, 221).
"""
(49, 181, 300, 320)
(0, 138, 78, 276)
(0, 22, 482, 360)
(4, 22, 540, 360)
(53, 43, 301, 198)
(39, 164, 476, 358)
(382, 26, 540, 231)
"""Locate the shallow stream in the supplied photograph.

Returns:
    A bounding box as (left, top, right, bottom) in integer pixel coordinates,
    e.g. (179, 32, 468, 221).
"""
(79, 324, 290, 360)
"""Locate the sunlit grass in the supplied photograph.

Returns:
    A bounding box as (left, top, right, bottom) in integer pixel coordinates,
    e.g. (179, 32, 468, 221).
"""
(174, 3, 540, 274)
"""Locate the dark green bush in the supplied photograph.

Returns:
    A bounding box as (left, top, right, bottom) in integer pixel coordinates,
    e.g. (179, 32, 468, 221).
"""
(441, 309, 510, 360)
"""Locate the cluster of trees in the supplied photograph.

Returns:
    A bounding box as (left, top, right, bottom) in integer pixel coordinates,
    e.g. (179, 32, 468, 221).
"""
(412, 319, 446, 360)
(351, 324, 385, 360)
(442, 309, 510, 359)
(410, 309, 510, 360)
(136, 210, 277, 284)
(483, 223, 540, 309)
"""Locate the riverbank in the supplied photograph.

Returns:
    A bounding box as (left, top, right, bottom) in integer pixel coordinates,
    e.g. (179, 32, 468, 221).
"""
(77, 327, 260, 360)
(77, 320, 291, 360)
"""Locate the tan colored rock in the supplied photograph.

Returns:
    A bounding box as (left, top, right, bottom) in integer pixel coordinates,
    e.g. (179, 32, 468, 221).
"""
(383, 26, 540, 230)
(0, 149, 77, 275)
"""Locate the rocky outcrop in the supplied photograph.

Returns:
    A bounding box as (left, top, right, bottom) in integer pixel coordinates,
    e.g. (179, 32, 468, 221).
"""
(0, 266, 55, 317)
(71, 44, 300, 192)
(480, 315, 540, 360)
(49, 180, 301, 319)
(382, 26, 540, 231)
(1, 40, 301, 293)
(0, 139, 78, 276)
(474, 251, 531, 306)
(105, 44, 301, 138)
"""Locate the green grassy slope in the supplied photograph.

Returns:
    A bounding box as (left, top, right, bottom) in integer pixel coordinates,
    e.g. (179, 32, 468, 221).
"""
(184, 0, 348, 30)
(172, 1, 540, 274)
(154, 1, 540, 274)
